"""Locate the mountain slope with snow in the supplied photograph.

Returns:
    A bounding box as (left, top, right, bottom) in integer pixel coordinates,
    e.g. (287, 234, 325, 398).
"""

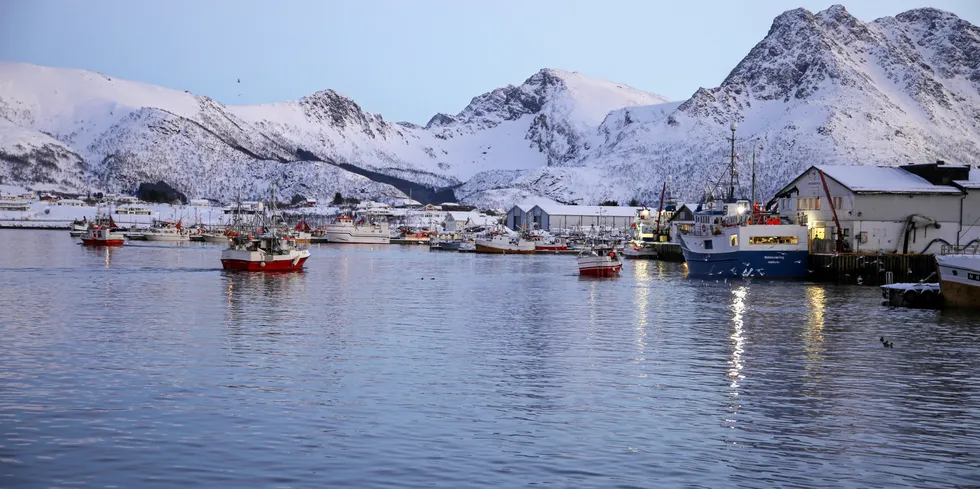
(577, 5, 980, 204)
(1, 5, 978, 206)
(0, 63, 666, 202)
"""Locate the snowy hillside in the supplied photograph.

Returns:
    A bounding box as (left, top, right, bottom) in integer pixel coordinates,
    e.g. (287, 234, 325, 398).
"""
(0, 63, 665, 203)
(1, 5, 979, 206)
(578, 5, 980, 204)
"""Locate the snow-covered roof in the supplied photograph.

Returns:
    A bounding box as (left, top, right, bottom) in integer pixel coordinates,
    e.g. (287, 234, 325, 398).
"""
(813, 165, 962, 195)
(532, 203, 642, 217)
(392, 198, 422, 207)
(953, 168, 980, 190)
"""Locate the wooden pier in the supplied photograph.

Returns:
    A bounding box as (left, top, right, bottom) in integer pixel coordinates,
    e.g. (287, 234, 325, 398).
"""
(807, 253, 937, 286)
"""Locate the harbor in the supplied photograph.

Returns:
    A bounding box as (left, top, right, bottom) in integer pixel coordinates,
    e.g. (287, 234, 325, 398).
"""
(4, 1, 980, 486)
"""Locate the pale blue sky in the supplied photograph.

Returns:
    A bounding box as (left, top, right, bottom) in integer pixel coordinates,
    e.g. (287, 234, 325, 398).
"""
(1, 0, 977, 124)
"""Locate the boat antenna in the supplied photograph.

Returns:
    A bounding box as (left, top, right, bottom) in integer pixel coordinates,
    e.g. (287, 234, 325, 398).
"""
(727, 122, 738, 201)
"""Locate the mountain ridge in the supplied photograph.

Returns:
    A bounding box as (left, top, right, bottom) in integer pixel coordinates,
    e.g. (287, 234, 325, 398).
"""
(1, 5, 978, 206)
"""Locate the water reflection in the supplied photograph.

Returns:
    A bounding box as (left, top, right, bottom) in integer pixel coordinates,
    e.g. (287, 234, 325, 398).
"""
(631, 261, 650, 363)
(726, 286, 747, 433)
(803, 286, 826, 371)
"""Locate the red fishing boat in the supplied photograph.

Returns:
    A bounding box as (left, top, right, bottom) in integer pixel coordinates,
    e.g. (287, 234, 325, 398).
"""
(220, 233, 310, 271)
(577, 246, 622, 276)
(81, 215, 125, 246)
(220, 188, 310, 271)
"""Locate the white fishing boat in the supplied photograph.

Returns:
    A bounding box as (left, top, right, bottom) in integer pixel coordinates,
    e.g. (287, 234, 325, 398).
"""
(144, 220, 191, 242)
(69, 219, 88, 237)
(936, 245, 980, 309)
(530, 231, 567, 252)
(201, 231, 231, 243)
(324, 215, 390, 244)
(474, 232, 535, 254)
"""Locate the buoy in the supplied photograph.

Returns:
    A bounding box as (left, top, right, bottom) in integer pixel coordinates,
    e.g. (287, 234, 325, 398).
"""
(260, 262, 266, 268)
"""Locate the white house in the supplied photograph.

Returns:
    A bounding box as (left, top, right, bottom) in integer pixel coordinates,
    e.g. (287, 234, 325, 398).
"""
(773, 162, 979, 254)
(55, 199, 88, 207)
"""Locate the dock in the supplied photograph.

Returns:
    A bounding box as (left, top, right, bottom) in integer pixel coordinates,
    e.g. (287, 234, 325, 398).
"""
(807, 253, 937, 286)
(650, 242, 684, 262)
(880, 283, 942, 309)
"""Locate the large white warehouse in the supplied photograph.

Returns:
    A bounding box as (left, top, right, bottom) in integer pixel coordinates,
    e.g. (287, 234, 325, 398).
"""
(773, 162, 979, 254)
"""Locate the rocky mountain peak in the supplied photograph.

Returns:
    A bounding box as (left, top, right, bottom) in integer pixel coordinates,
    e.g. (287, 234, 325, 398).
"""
(299, 89, 386, 137)
(892, 8, 980, 83)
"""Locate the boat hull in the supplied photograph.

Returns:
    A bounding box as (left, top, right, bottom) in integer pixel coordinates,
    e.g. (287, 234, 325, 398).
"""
(678, 228, 809, 278)
(579, 265, 622, 276)
(577, 255, 622, 276)
(430, 242, 461, 251)
(220, 248, 310, 271)
(145, 234, 190, 242)
(202, 234, 230, 243)
(682, 248, 808, 278)
(535, 245, 567, 252)
(937, 255, 980, 309)
(325, 232, 390, 244)
(474, 243, 535, 254)
(623, 246, 658, 259)
(221, 256, 309, 271)
(81, 238, 125, 246)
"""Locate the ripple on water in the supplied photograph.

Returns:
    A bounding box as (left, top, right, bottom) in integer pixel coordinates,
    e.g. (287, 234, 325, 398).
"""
(1, 232, 979, 488)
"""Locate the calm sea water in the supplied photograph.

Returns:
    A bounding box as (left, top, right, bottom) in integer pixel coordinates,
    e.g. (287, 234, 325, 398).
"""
(1, 230, 979, 488)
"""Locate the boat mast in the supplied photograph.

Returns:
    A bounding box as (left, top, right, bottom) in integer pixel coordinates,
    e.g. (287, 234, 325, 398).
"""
(752, 147, 755, 206)
(655, 182, 666, 234)
(727, 122, 738, 201)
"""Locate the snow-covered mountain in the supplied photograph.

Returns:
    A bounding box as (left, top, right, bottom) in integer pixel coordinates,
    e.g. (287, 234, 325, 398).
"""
(1, 5, 978, 206)
(572, 5, 980, 204)
(0, 63, 664, 203)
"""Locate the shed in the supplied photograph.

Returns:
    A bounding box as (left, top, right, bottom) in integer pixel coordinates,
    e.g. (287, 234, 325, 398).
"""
(524, 203, 643, 232)
(773, 163, 975, 254)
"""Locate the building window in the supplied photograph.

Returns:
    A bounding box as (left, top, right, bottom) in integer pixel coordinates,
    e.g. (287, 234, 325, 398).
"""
(815, 197, 821, 210)
(797, 198, 804, 210)
(730, 235, 738, 247)
(705, 240, 713, 250)
(834, 197, 843, 210)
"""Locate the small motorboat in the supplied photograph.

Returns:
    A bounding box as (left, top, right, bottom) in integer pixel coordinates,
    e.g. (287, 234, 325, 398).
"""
(69, 219, 88, 237)
(577, 247, 622, 276)
(474, 231, 535, 254)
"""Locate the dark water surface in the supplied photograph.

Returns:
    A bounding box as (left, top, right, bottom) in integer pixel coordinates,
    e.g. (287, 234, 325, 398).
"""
(1, 230, 979, 488)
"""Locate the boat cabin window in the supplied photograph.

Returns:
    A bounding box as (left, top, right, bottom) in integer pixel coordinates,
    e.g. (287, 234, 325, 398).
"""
(749, 236, 799, 245)
(730, 235, 738, 247)
(704, 239, 713, 250)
